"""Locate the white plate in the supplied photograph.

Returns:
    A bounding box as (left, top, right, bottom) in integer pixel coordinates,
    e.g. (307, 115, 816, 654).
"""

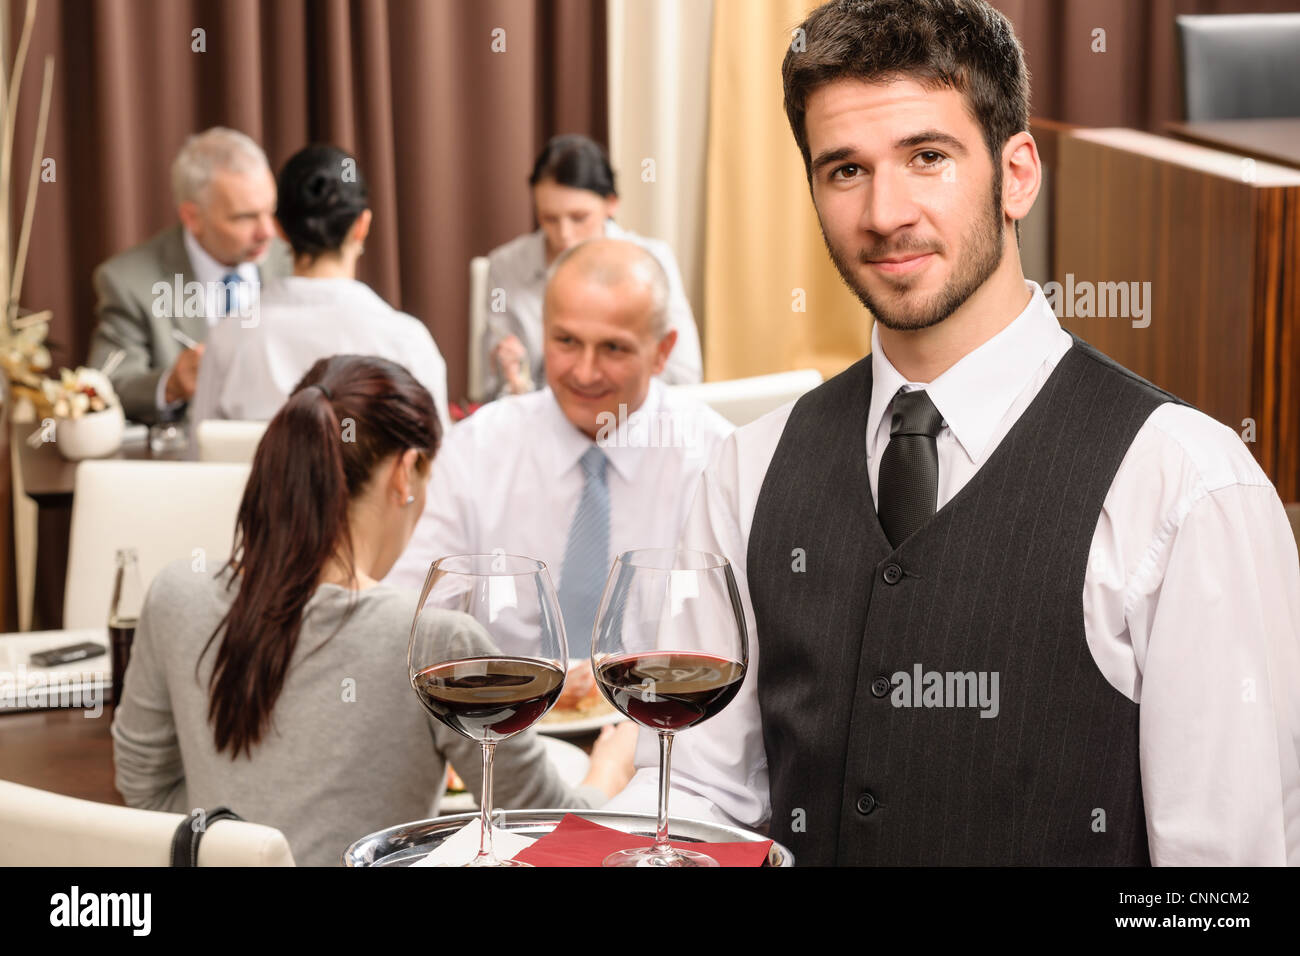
(537, 708, 624, 738)
(440, 735, 591, 812)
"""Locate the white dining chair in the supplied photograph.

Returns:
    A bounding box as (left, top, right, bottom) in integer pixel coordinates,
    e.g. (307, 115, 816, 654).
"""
(467, 256, 490, 403)
(668, 369, 824, 427)
(195, 419, 268, 463)
(62, 460, 251, 630)
(0, 779, 295, 866)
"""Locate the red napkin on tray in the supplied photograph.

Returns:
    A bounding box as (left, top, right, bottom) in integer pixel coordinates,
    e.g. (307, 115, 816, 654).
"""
(512, 813, 773, 867)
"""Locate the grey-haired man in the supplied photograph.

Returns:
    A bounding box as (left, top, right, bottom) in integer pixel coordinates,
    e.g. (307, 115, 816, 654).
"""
(87, 127, 291, 423)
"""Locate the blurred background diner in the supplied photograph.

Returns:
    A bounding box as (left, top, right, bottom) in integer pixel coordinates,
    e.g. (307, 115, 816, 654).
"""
(190, 142, 452, 431)
(480, 134, 703, 397)
(1, 0, 1299, 867)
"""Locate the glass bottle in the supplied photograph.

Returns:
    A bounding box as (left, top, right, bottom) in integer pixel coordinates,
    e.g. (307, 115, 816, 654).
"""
(108, 548, 144, 705)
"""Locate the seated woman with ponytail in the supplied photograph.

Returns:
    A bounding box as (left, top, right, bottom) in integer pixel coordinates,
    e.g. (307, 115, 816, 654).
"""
(112, 354, 634, 866)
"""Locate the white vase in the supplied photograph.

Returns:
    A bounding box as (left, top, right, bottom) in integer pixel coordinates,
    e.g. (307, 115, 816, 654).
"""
(56, 405, 125, 460)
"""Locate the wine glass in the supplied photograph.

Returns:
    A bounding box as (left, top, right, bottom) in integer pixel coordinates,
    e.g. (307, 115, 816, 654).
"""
(409, 553, 568, 867)
(591, 548, 748, 867)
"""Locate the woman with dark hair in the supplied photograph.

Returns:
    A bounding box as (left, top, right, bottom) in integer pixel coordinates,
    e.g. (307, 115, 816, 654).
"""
(112, 355, 634, 866)
(191, 144, 450, 432)
(481, 133, 702, 397)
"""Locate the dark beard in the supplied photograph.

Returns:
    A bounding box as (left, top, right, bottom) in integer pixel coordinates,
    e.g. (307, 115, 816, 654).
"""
(821, 168, 1006, 332)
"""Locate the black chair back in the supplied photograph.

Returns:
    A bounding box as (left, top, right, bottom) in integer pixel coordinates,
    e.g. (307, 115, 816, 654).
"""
(1176, 14, 1300, 121)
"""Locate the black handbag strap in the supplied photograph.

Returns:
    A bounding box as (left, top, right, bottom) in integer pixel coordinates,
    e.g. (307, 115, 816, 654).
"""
(170, 806, 245, 867)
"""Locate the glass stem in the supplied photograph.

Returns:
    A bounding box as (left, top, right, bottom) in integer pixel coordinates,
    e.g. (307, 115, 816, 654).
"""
(655, 730, 674, 851)
(476, 740, 497, 863)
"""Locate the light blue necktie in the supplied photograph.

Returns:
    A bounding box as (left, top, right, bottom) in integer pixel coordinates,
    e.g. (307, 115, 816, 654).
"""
(222, 272, 241, 316)
(558, 446, 610, 653)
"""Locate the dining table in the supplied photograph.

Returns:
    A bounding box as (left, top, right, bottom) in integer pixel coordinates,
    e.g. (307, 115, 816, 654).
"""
(1, 706, 122, 804)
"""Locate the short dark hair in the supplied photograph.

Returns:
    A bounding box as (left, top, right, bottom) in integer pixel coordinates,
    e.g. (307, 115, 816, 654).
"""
(782, 0, 1030, 180)
(275, 144, 369, 259)
(529, 134, 617, 198)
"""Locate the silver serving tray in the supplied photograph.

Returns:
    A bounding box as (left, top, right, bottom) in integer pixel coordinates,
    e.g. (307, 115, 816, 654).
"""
(344, 809, 793, 867)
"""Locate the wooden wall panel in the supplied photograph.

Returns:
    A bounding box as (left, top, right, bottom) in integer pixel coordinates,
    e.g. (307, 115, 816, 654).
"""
(1054, 129, 1300, 498)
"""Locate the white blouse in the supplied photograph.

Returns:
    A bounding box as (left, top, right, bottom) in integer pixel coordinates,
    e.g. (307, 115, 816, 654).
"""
(191, 276, 450, 432)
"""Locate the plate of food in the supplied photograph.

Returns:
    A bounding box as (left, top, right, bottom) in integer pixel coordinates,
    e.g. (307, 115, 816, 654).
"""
(537, 661, 621, 737)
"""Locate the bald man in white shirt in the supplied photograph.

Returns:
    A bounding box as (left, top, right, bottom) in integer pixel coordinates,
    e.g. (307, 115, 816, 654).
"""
(386, 239, 734, 696)
(606, 0, 1300, 866)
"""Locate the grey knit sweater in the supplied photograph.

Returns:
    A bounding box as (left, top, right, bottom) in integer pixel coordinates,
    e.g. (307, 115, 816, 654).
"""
(111, 559, 601, 866)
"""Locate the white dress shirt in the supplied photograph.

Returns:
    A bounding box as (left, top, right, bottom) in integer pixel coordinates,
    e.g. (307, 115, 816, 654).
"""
(154, 231, 262, 412)
(190, 276, 451, 432)
(385, 380, 734, 635)
(481, 220, 703, 396)
(606, 280, 1300, 866)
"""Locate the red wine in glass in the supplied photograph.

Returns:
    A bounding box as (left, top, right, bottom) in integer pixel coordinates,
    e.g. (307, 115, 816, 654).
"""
(595, 651, 744, 731)
(591, 549, 749, 867)
(413, 656, 565, 741)
(409, 554, 568, 867)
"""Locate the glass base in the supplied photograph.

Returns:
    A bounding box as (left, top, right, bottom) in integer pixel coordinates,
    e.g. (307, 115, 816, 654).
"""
(148, 423, 188, 456)
(463, 856, 532, 868)
(602, 845, 719, 867)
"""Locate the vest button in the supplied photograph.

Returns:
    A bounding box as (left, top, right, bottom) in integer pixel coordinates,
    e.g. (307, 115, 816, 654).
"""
(855, 792, 877, 815)
(882, 563, 903, 585)
(871, 676, 892, 698)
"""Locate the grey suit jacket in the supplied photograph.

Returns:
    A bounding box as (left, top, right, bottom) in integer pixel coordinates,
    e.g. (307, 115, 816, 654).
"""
(87, 225, 292, 423)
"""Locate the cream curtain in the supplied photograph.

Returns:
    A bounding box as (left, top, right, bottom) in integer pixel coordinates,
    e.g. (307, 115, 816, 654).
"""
(606, 0, 714, 333)
(703, 0, 871, 381)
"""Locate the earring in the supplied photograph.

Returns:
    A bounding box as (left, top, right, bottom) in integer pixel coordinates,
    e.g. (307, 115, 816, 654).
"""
(404, 495, 415, 506)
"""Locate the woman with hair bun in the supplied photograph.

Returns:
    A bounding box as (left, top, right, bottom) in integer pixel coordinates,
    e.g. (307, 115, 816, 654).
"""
(191, 144, 451, 431)
(481, 133, 702, 398)
(113, 355, 635, 866)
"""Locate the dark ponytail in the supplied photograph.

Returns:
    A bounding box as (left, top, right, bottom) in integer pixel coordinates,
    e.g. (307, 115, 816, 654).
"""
(201, 355, 440, 758)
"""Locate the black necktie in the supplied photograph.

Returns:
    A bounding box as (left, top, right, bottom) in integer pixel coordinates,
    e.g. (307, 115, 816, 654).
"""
(876, 388, 944, 548)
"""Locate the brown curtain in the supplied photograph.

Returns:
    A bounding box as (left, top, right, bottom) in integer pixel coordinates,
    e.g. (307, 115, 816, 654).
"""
(992, 0, 1300, 131)
(7, 0, 608, 403)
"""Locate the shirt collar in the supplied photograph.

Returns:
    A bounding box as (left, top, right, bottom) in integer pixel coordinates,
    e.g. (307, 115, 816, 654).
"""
(182, 228, 261, 286)
(266, 276, 383, 305)
(868, 281, 1063, 466)
(544, 378, 664, 482)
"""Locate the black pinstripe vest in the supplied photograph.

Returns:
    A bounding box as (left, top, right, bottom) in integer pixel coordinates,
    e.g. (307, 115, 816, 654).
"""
(748, 337, 1181, 865)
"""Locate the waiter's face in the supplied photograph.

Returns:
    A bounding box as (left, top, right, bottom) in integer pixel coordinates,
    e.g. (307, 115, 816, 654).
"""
(180, 167, 277, 268)
(543, 268, 675, 440)
(805, 77, 1006, 331)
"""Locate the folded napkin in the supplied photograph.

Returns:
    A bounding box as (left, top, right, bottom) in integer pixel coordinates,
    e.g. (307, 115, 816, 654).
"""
(411, 822, 537, 866)
(512, 814, 772, 867)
